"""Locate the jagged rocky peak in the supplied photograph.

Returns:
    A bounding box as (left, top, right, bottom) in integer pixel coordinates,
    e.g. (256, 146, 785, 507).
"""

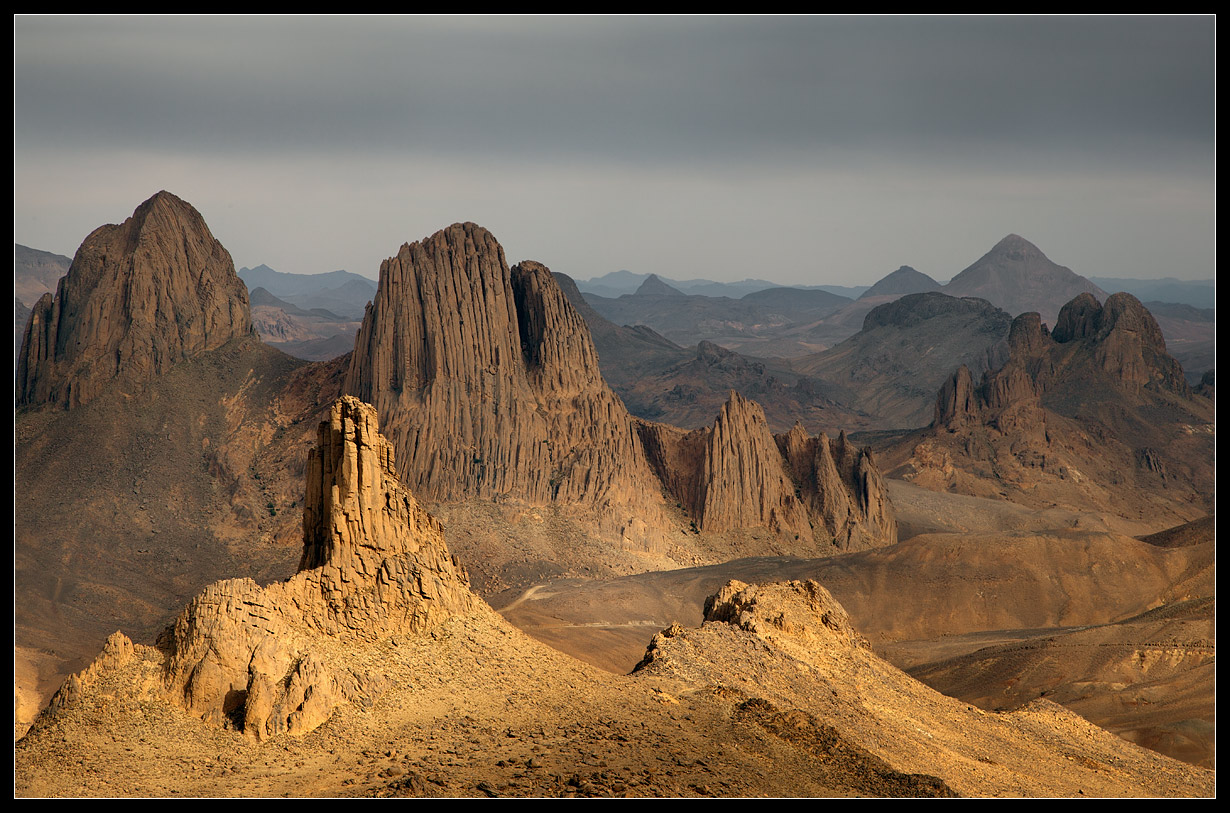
(17, 191, 252, 409)
(639, 392, 896, 553)
(47, 396, 476, 741)
(932, 291, 1192, 433)
(1006, 311, 1050, 355)
(511, 259, 604, 394)
(343, 223, 672, 548)
(1050, 292, 1187, 395)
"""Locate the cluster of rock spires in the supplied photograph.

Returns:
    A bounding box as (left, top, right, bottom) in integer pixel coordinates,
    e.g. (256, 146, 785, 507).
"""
(915, 289, 1213, 522)
(935, 292, 1191, 430)
(15, 193, 899, 554)
(338, 221, 895, 552)
(16, 191, 252, 409)
(638, 391, 895, 551)
(52, 396, 474, 740)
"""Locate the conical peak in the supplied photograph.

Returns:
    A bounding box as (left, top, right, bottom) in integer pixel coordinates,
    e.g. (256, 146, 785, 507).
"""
(16, 192, 252, 409)
(635, 274, 686, 297)
(988, 233, 1048, 262)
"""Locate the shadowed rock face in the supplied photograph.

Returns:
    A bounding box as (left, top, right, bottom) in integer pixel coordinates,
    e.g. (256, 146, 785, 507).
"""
(638, 392, 896, 552)
(17, 191, 253, 409)
(343, 223, 674, 547)
(905, 293, 1213, 526)
(935, 293, 1190, 430)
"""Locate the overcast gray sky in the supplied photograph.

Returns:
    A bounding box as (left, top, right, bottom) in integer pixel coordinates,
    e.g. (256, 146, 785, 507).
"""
(14, 15, 1215, 286)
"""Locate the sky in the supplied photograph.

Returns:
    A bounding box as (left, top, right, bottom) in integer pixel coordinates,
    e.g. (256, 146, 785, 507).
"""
(14, 15, 1216, 286)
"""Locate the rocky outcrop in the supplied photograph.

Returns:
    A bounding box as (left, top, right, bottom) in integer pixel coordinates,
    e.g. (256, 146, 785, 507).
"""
(343, 224, 673, 547)
(140, 396, 474, 739)
(639, 392, 896, 552)
(777, 424, 897, 550)
(1052, 292, 1188, 396)
(16, 191, 253, 409)
(934, 293, 1189, 433)
(904, 293, 1213, 525)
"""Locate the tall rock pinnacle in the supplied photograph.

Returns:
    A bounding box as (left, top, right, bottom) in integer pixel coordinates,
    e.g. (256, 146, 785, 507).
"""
(342, 223, 672, 543)
(639, 392, 897, 552)
(16, 191, 252, 409)
(156, 396, 474, 739)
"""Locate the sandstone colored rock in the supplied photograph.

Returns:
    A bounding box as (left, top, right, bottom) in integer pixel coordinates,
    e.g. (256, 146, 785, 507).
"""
(343, 223, 673, 546)
(639, 392, 896, 552)
(16, 191, 253, 409)
(147, 395, 474, 739)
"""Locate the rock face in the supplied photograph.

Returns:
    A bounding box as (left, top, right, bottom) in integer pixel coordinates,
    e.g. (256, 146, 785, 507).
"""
(343, 224, 673, 545)
(150, 396, 473, 739)
(941, 234, 1107, 325)
(17, 191, 253, 409)
(638, 392, 896, 552)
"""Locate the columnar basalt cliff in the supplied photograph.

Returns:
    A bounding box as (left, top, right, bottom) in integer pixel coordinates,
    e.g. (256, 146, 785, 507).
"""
(342, 223, 674, 544)
(47, 396, 475, 741)
(16, 191, 253, 409)
(638, 392, 896, 552)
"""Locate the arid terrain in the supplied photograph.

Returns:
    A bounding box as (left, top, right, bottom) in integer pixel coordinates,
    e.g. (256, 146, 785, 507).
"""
(13, 192, 1215, 797)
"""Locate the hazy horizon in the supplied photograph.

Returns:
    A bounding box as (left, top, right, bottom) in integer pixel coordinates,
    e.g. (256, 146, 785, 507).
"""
(15, 16, 1214, 287)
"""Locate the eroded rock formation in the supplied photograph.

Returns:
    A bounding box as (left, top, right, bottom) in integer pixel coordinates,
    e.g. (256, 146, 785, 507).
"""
(639, 392, 896, 552)
(900, 293, 1213, 525)
(45, 396, 475, 741)
(16, 191, 253, 409)
(343, 223, 674, 546)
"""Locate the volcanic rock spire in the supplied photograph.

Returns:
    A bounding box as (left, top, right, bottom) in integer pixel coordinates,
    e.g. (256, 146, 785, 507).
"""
(17, 191, 253, 409)
(154, 395, 474, 738)
(638, 391, 897, 552)
(343, 223, 673, 544)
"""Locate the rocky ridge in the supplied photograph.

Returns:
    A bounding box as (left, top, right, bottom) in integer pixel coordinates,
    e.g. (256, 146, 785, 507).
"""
(17, 191, 253, 409)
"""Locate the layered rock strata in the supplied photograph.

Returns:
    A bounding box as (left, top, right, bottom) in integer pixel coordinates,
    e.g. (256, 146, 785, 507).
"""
(17, 191, 252, 409)
(50, 396, 475, 741)
(343, 224, 673, 545)
(638, 392, 896, 552)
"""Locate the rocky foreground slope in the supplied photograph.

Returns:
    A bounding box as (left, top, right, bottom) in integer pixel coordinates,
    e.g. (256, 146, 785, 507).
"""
(15, 397, 1212, 797)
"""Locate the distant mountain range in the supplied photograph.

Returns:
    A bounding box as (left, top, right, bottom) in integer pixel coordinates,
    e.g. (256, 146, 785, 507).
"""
(237, 264, 377, 320)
